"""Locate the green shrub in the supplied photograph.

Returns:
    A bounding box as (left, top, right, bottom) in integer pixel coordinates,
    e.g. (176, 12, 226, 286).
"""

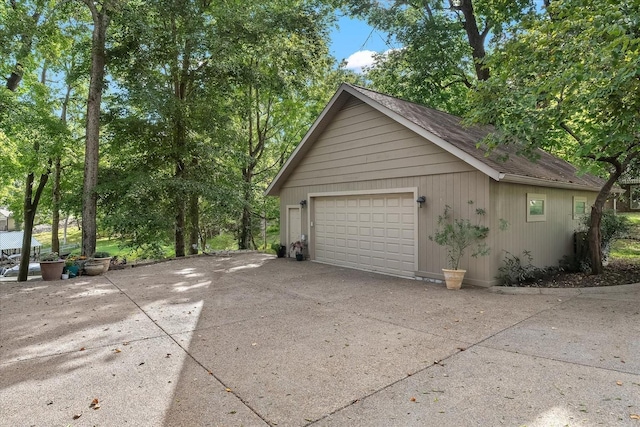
(41, 252, 61, 262)
(429, 202, 490, 270)
(92, 251, 111, 259)
(579, 210, 631, 263)
(496, 250, 547, 285)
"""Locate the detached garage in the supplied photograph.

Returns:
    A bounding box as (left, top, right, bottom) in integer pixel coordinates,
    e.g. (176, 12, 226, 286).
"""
(266, 84, 605, 286)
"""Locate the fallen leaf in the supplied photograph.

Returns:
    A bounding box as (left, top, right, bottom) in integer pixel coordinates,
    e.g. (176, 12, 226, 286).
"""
(72, 413, 82, 420)
(630, 414, 640, 420)
(114, 348, 121, 353)
(410, 397, 416, 402)
(208, 371, 213, 376)
(91, 398, 99, 406)
(251, 343, 257, 346)
(79, 347, 85, 351)
(617, 381, 623, 386)
(225, 388, 232, 392)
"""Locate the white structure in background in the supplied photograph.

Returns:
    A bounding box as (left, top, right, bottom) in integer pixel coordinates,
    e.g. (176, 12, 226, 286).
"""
(0, 207, 16, 231)
(0, 231, 42, 261)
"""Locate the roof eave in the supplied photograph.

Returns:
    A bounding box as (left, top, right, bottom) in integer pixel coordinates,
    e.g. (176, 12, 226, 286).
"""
(501, 174, 615, 192)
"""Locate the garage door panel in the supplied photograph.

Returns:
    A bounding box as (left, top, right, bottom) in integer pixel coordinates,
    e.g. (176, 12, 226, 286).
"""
(386, 197, 400, 207)
(386, 213, 400, 223)
(313, 192, 416, 277)
(402, 213, 414, 224)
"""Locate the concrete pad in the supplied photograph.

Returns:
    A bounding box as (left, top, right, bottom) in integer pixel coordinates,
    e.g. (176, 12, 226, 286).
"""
(173, 306, 466, 426)
(0, 278, 162, 362)
(316, 346, 640, 426)
(483, 296, 640, 373)
(325, 281, 562, 344)
(0, 335, 262, 426)
(2, 253, 639, 426)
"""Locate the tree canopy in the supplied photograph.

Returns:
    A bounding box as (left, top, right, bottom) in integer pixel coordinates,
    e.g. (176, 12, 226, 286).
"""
(468, 0, 640, 272)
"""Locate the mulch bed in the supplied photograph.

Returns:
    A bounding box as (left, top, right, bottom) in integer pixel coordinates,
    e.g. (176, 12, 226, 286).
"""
(521, 260, 640, 288)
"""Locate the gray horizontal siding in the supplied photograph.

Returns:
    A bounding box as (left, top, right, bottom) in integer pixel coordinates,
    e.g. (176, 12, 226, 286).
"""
(282, 100, 475, 189)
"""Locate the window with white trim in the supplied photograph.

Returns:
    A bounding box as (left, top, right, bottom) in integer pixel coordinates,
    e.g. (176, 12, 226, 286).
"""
(527, 193, 546, 222)
(573, 196, 587, 219)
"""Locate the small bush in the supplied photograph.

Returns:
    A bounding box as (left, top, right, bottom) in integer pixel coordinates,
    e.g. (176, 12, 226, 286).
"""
(496, 250, 546, 285)
(41, 252, 60, 262)
(559, 254, 591, 273)
(580, 210, 631, 263)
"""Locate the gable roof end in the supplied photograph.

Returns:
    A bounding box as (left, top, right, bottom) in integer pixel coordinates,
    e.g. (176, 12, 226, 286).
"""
(265, 84, 605, 196)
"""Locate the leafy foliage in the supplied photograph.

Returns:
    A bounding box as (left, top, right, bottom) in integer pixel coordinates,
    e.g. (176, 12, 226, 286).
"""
(338, 0, 536, 113)
(429, 201, 490, 270)
(496, 250, 546, 285)
(468, 0, 640, 273)
(579, 210, 631, 264)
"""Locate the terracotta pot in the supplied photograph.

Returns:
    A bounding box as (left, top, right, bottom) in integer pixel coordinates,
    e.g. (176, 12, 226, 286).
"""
(442, 268, 466, 290)
(40, 260, 65, 281)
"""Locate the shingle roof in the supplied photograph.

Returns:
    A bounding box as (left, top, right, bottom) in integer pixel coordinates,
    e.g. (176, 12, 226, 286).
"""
(349, 84, 605, 190)
(0, 232, 41, 251)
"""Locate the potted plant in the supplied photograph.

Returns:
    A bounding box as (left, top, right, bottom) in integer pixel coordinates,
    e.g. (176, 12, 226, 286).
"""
(91, 251, 112, 273)
(64, 258, 80, 278)
(40, 252, 65, 281)
(429, 202, 490, 289)
(290, 241, 305, 261)
(271, 243, 287, 258)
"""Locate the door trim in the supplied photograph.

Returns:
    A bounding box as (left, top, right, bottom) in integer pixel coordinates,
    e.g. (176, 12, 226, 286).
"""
(286, 205, 302, 255)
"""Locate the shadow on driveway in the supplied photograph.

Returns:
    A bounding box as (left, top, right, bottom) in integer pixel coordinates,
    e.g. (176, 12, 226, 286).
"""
(1, 253, 638, 426)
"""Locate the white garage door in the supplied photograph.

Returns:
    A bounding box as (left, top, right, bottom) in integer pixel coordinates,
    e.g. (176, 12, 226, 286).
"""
(313, 193, 416, 277)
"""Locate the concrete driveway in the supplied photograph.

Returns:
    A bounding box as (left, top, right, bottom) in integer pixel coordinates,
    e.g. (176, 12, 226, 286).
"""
(1, 253, 638, 426)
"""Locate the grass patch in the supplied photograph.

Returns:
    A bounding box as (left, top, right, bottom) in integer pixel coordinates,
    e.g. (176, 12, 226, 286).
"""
(610, 212, 640, 261)
(32, 226, 281, 259)
(610, 239, 640, 260)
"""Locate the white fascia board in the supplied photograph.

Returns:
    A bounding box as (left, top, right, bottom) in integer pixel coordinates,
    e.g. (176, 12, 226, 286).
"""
(264, 85, 351, 196)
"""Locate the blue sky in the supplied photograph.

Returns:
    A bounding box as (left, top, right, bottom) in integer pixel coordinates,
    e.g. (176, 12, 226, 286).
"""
(329, 15, 397, 72)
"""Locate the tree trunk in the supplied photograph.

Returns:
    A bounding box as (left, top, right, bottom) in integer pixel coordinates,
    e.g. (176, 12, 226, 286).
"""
(238, 174, 253, 250)
(51, 156, 61, 254)
(458, 0, 489, 81)
(81, 0, 110, 257)
(587, 170, 622, 274)
(53, 83, 72, 254)
(18, 172, 49, 281)
(175, 197, 186, 257)
(188, 193, 199, 255)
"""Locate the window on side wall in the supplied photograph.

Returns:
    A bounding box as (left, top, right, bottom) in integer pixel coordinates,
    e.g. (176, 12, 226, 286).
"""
(527, 193, 546, 222)
(631, 185, 640, 210)
(573, 196, 587, 219)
